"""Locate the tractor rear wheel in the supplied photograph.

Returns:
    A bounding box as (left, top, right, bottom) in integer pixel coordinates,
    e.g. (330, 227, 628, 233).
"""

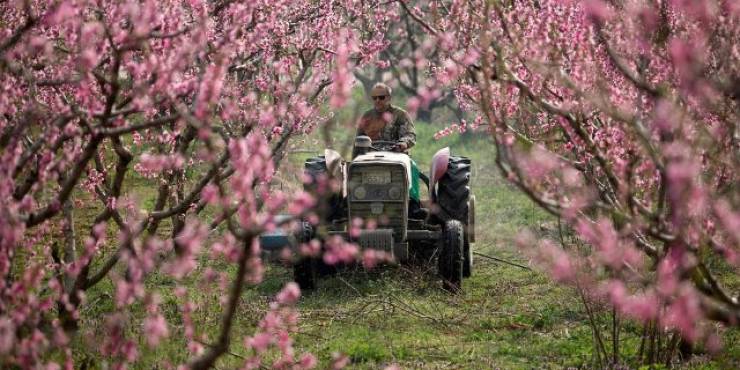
(439, 220, 464, 292)
(436, 156, 471, 221)
(436, 156, 473, 278)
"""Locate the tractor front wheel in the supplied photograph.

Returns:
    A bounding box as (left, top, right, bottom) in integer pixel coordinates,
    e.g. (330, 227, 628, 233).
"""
(294, 258, 317, 291)
(439, 220, 464, 292)
(293, 222, 317, 290)
(463, 234, 472, 278)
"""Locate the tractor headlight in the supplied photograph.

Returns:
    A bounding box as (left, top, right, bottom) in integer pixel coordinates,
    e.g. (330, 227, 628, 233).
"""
(354, 185, 367, 200)
(388, 186, 402, 200)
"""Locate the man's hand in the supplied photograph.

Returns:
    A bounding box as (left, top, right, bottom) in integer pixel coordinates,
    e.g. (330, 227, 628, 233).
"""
(394, 142, 408, 152)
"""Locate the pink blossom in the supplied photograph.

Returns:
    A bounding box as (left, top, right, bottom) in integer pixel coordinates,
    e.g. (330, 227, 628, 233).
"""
(136, 153, 186, 178)
(527, 239, 575, 283)
(331, 352, 350, 369)
(122, 340, 139, 362)
(288, 192, 315, 216)
(705, 333, 722, 354)
(143, 313, 169, 346)
(45, 2, 76, 26)
(406, 96, 421, 115)
(78, 49, 99, 71)
(246, 256, 265, 285)
(52, 322, 69, 347)
(115, 280, 136, 307)
(276, 282, 301, 305)
(605, 281, 659, 321)
(715, 200, 740, 248)
(246, 333, 272, 353)
(362, 249, 393, 269)
(200, 184, 220, 204)
(520, 147, 559, 181)
(584, 0, 614, 22)
(576, 218, 640, 269)
(662, 286, 703, 341)
(322, 237, 358, 265)
(375, 60, 390, 69)
(0, 317, 15, 354)
(299, 353, 318, 368)
(299, 239, 321, 257)
(329, 29, 356, 108)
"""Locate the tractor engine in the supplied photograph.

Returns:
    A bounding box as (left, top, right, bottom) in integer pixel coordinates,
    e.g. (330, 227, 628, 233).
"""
(347, 152, 412, 250)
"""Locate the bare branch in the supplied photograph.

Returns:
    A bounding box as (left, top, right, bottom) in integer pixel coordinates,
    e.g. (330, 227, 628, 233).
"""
(97, 114, 180, 137)
(25, 135, 103, 227)
(188, 234, 256, 370)
(0, 1, 36, 54)
(396, 0, 438, 36)
(594, 25, 661, 98)
(149, 151, 230, 221)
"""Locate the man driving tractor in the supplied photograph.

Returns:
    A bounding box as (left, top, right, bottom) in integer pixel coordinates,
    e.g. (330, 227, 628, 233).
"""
(356, 82, 416, 153)
(279, 82, 474, 291)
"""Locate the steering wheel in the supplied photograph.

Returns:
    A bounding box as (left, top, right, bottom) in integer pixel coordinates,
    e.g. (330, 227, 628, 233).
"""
(371, 140, 402, 152)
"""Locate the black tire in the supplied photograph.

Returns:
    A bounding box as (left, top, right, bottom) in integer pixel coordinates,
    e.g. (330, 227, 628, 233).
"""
(435, 156, 471, 222)
(436, 156, 472, 278)
(463, 235, 472, 278)
(303, 156, 343, 222)
(294, 258, 317, 291)
(439, 220, 464, 292)
(293, 222, 317, 290)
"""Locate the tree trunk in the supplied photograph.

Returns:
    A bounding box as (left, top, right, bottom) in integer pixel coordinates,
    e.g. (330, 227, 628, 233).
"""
(416, 107, 432, 123)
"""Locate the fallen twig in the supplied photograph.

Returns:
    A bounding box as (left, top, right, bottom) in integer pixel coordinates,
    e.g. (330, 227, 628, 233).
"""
(337, 276, 362, 296)
(473, 252, 532, 270)
(193, 339, 245, 360)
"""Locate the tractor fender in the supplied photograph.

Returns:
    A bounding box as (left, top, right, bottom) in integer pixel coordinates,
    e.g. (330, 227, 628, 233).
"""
(429, 147, 450, 198)
(324, 149, 346, 197)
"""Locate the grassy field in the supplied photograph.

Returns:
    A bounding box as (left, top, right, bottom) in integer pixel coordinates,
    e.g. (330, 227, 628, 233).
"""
(65, 106, 740, 369)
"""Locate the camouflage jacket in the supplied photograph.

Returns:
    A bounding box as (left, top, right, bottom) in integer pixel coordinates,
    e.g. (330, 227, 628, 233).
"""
(356, 105, 416, 149)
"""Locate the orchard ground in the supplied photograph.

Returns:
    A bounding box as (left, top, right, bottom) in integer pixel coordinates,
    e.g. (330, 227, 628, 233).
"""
(3, 2, 736, 368)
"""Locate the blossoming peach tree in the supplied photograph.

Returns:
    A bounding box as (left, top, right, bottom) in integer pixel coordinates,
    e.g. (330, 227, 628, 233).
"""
(398, 0, 738, 363)
(0, 0, 397, 368)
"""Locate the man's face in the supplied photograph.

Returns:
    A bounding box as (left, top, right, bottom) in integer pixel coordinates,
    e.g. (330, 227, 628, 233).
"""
(371, 87, 390, 111)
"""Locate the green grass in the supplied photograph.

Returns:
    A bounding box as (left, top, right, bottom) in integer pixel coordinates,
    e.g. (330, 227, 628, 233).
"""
(59, 102, 739, 369)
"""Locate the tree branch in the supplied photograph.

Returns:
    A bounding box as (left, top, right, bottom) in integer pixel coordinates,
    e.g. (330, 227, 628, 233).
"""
(188, 234, 255, 370)
(25, 135, 103, 227)
(594, 25, 661, 98)
(149, 151, 230, 221)
(396, 0, 438, 36)
(97, 114, 181, 137)
(0, 1, 37, 54)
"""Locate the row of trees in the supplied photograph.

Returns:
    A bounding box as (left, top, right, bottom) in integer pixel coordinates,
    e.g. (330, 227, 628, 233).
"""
(0, 0, 393, 368)
(409, 0, 738, 364)
(354, 2, 464, 123)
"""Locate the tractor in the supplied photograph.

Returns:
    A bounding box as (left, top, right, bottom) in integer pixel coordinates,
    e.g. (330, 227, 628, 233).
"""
(290, 135, 475, 291)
